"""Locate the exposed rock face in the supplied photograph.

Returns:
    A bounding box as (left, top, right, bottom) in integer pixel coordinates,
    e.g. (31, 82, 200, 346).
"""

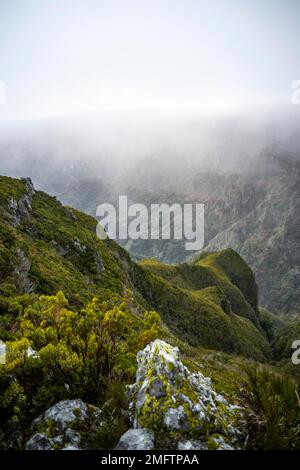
(116, 429, 155, 450)
(26, 399, 103, 450)
(48, 238, 104, 272)
(6, 178, 35, 227)
(127, 339, 242, 450)
(204, 171, 300, 314)
(13, 248, 35, 293)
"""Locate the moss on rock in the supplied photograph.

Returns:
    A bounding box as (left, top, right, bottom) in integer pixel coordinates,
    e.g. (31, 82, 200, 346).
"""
(129, 339, 243, 449)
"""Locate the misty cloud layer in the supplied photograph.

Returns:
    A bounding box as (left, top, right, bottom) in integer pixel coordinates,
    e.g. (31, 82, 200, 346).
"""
(0, 104, 299, 197)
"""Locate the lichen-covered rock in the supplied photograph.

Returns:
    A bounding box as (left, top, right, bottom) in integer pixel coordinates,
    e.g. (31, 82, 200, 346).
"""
(116, 429, 155, 450)
(26, 433, 53, 451)
(26, 399, 104, 450)
(6, 178, 35, 227)
(177, 435, 234, 450)
(210, 435, 235, 450)
(34, 399, 89, 431)
(13, 248, 36, 293)
(129, 339, 242, 449)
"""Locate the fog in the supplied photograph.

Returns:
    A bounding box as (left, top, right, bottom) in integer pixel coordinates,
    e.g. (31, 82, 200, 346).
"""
(0, 103, 299, 198)
(0, 0, 299, 196)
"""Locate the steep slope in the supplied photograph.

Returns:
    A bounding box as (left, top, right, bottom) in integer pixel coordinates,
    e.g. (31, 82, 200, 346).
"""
(125, 167, 300, 316)
(204, 168, 300, 315)
(0, 176, 133, 306)
(0, 175, 270, 360)
(135, 249, 270, 360)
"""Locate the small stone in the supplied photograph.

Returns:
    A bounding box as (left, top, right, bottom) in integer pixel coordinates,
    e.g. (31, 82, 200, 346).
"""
(62, 445, 80, 450)
(178, 440, 208, 450)
(212, 436, 235, 450)
(25, 433, 52, 450)
(27, 399, 103, 450)
(116, 429, 155, 450)
(40, 399, 88, 431)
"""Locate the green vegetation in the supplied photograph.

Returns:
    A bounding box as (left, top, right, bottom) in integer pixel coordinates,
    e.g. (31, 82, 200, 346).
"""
(270, 320, 300, 379)
(272, 320, 300, 361)
(0, 175, 299, 450)
(0, 175, 270, 359)
(0, 176, 26, 206)
(244, 364, 300, 449)
(0, 290, 161, 446)
(137, 250, 270, 360)
(258, 308, 284, 342)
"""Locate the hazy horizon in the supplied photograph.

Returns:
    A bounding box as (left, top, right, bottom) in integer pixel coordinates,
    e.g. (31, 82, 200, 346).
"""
(0, 0, 300, 192)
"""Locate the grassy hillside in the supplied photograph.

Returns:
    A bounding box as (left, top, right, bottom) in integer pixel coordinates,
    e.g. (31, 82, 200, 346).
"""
(136, 249, 270, 360)
(0, 176, 146, 320)
(0, 175, 271, 360)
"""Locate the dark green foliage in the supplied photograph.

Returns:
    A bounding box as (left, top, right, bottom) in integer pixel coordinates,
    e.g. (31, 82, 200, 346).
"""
(244, 365, 300, 449)
(269, 320, 300, 380)
(0, 176, 26, 207)
(259, 307, 285, 342)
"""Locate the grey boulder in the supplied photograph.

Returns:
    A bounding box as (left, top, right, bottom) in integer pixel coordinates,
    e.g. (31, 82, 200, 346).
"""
(116, 429, 155, 450)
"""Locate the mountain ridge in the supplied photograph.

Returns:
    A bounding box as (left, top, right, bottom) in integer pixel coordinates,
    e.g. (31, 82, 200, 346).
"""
(57, 163, 300, 315)
(0, 175, 270, 360)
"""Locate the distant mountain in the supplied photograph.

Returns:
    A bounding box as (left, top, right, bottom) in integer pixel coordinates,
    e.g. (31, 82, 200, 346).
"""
(56, 157, 300, 316)
(59, 177, 112, 215)
(203, 168, 300, 315)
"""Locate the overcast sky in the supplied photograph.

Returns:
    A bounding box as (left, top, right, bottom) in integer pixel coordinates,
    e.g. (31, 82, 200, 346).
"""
(0, 0, 300, 121)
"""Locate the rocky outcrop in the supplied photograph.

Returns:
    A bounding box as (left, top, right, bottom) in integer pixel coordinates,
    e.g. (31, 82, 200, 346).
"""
(13, 248, 36, 293)
(25, 399, 104, 450)
(6, 178, 35, 227)
(120, 339, 243, 450)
